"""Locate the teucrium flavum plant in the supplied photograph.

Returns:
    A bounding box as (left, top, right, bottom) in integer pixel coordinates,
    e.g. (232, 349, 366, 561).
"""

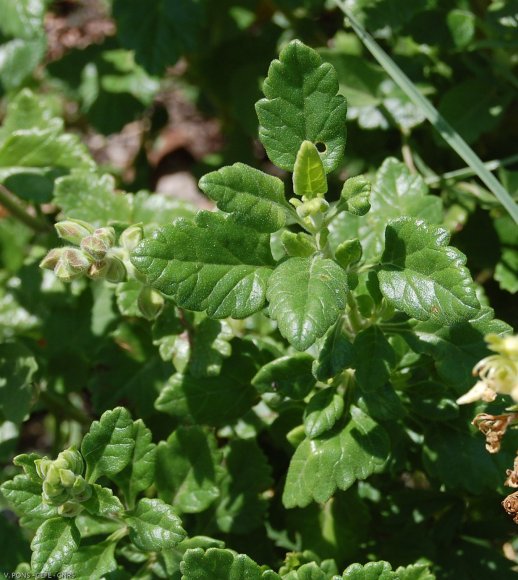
(3, 38, 516, 578)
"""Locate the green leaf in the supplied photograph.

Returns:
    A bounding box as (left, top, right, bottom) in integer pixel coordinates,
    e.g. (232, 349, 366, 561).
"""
(160, 536, 225, 580)
(188, 318, 233, 378)
(126, 498, 186, 552)
(293, 141, 328, 198)
(74, 514, 121, 539)
(406, 307, 511, 391)
(116, 280, 144, 317)
(340, 175, 371, 216)
(0, 0, 46, 39)
(352, 326, 395, 392)
(395, 563, 435, 580)
(180, 547, 280, 580)
(319, 51, 387, 130)
(0, 475, 57, 527)
(0, 37, 46, 91)
(335, 5, 518, 225)
(113, 0, 205, 75)
(155, 340, 260, 427)
(495, 246, 518, 294)
(356, 383, 405, 422)
(281, 231, 316, 258)
(407, 382, 458, 422)
(284, 489, 369, 567)
(31, 518, 80, 575)
(13, 452, 41, 482)
(215, 439, 272, 534)
(199, 163, 287, 233)
(256, 40, 347, 173)
(378, 217, 480, 324)
(447, 9, 476, 48)
(371, 159, 442, 224)
(0, 0, 46, 90)
(252, 353, 316, 399)
(329, 159, 442, 262)
(0, 89, 52, 133)
(81, 407, 135, 483)
(131, 211, 274, 319)
(0, 341, 37, 423)
(304, 386, 344, 438)
(494, 215, 518, 294)
(0, 91, 94, 178)
(437, 79, 509, 145)
(54, 171, 132, 226)
(111, 419, 156, 507)
(335, 239, 363, 270)
(283, 562, 328, 579)
(423, 426, 501, 494)
(82, 484, 124, 517)
(342, 561, 394, 579)
(132, 191, 196, 230)
(312, 323, 353, 381)
(61, 541, 117, 580)
(155, 426, 221, 513)
(283, 406, 389, 508)
(267, 256, 349, 351)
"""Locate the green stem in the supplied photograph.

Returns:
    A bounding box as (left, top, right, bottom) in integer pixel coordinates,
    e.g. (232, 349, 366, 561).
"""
(425, 153, 518, 187)
(0, 184, 50, 232)
(332, 0, 518, 225)
(106, 525, 130, 544)
(346, 294, 364, 334)
(401, 132, 416, 173)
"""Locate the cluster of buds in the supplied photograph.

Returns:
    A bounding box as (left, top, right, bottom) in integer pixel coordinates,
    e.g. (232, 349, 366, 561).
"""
(34, 447, 91, 517)
(40, 219, 143, 284)
(456, 333, 518, 405)
(289, 196, 329, 232)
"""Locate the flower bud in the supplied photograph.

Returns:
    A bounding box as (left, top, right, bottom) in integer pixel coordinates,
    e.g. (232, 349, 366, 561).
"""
(120, 224, 143, 252)
(54, 248, 92, 282)
(34, 458, 51, 480)
(487, 333, 518, 360)
(45, 464, 61, 487)
(81, 235, 109, 261)
(40, 248, 66, 271)
(42, 480, 68, 504)
(104, 256, 127, 283)
(59, 469, 76, 488)
(94, 227, 116, 247)
(70, 476, 92, 502)
(296, 198, 329, 218)
(335, 239, 362, 269)
(54, 219, 94, 245)
(58, 501, 84, 518)
(137, 286, 165, 320)
(87, 260, 110, 280)
(55, 447, 84, 474)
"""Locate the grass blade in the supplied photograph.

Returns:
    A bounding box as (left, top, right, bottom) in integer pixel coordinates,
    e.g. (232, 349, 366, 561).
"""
(333, 0, 518, 225)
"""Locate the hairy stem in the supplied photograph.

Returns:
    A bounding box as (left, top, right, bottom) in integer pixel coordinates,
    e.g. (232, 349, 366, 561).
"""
(0, 184, 50, 232)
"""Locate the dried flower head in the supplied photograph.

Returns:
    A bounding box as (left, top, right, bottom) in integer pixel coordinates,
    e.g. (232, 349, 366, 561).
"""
(472, 413, 516, 453)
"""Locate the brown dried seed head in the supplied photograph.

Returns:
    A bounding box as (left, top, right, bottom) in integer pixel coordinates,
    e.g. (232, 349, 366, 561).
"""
(502, 490, 518, 523)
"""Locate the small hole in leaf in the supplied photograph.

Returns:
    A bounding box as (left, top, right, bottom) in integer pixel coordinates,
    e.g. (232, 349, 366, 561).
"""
(315, 142, 327, 153)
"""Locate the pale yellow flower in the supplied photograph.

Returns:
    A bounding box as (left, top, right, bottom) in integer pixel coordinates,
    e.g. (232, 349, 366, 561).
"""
(457, 334, 518, 405)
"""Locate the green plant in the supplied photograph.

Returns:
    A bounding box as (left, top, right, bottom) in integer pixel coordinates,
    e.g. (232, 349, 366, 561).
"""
(1, 3, 518, 577)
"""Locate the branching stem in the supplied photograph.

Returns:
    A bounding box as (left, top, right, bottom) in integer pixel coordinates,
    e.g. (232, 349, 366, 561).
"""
(0, 184, 50, 232)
